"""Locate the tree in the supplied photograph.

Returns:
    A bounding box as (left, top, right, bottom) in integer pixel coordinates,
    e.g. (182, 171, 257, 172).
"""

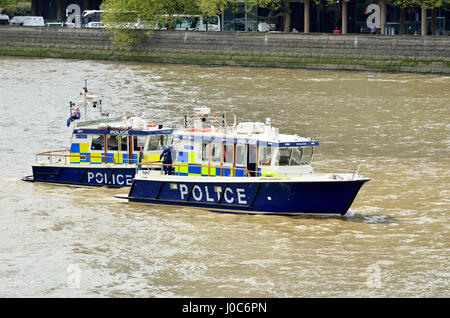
(197, 0, 227, 30)
(101, 0, 201, 49)
(323, 0, 351, 34)
(394, 0, 449, 35)
(1, 0, 31, 17)
(244, 0, 326, 33)
(243, 0, 285, 31)
(198, 0, 227, 16)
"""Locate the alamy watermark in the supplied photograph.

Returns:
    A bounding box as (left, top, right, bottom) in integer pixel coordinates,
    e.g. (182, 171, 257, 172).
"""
(364, 260, 394, 289)
(66, 264, 82, 289)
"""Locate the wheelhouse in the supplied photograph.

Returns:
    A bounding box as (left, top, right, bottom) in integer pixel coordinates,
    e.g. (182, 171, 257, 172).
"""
(35, 117, 173, 166)
(157, 108, 319, 178)
(69, 125, 173, 165)
(171, 132, 318, 177)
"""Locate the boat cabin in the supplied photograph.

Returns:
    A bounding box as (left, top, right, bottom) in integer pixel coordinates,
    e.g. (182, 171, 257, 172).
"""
(168, 109, 319, 177)
(68, 117, 174, 165)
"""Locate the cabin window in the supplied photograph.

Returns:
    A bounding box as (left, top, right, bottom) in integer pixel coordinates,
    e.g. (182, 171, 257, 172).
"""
(133, 135, 147, 152)
(259, 146, 273, 166)
(201, 142, 209, 162)
(278, 147, 291, 166)
(211, 143, 221, 163)
(106, 135, 119, 151)
(277, 147, 304, 166)
(91, 135, 105, 150)
(119, 136, 128, 151)
(290, 147, 302, 165)
(147, 134, 168, 151)
(248, 145, 257, 164)
(223, 143, 234, 164)
(107, 135, 128, 151)
(300, 147, 314, 165)
(235, 144, 246, 165)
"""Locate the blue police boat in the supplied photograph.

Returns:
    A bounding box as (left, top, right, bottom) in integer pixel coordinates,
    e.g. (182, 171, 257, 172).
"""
(22, 81, 173, 187)
(117, 107, 370, 215)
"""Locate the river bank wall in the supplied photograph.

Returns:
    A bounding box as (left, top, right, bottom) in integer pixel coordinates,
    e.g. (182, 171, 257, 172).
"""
(1, 26, 449, 74)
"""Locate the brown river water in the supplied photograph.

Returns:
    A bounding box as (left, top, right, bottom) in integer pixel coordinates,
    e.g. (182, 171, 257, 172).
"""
(0, 56, 448, 297)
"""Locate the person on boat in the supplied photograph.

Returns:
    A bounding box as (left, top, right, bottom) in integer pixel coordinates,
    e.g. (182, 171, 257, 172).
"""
(160, 144, 176, 175)
(138, 147, 144, 170)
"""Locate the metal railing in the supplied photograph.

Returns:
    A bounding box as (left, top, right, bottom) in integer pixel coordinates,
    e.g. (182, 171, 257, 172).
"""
(139, 162, 252, 177)
(138, 160, 368, 179)
(75, 116, 123, 128)
(313, 160, 368, 180)
(35, 149, 118, 165)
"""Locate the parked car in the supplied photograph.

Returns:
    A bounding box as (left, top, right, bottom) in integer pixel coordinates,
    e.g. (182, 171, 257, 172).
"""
(84, 21, 104, 28)
(224, 18, 244, 31)
(0, 14, 10, 25)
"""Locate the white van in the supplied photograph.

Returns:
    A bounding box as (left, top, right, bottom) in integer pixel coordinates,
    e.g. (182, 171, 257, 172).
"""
(170, 14, 221, 31)
(0, 14, 10, 25)
(196, 16, 221, 31)
(11, 16, 45, 27)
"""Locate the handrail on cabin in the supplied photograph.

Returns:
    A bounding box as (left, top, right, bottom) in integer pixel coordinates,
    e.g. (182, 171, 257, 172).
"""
(139, 161, 252, 177)
(35, 149, 118, 164)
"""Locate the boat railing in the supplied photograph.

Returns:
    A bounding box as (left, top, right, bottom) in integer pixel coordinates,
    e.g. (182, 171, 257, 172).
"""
(75, 116, 123, 128)
(35, 150, 119, 165)
(313, 160, 367, 180)
(137, 161, 368, 179)
(139, 162, 252, 177)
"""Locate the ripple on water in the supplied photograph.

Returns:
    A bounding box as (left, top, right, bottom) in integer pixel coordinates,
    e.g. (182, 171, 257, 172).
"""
(0, 57, 449, 297)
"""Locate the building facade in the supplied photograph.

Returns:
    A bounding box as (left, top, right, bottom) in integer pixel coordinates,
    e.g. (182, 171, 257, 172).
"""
(30, 0, 449, 35)
(31, 0, 102, 21)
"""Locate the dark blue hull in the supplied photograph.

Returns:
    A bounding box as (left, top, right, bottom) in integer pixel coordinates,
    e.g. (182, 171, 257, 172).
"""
(127, 178, 369, 215)
(29, 165, 137, 187)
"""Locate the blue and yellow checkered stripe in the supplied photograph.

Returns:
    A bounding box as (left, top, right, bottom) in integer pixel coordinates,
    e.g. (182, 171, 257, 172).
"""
(69, 143, 90, 164)
(174, 163, 247, 177)
(174, 149, 248, 177)
(70, 142, 141, 165)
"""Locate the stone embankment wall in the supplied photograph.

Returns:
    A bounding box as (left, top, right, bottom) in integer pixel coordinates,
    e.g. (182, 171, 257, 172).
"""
(0, 26, 449, 74)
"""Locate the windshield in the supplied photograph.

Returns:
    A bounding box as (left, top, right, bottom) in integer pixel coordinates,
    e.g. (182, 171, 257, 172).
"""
(277, 147, 314, 166)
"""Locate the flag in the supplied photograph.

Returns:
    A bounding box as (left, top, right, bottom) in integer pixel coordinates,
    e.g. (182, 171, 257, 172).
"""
(67, 108, 81, 127)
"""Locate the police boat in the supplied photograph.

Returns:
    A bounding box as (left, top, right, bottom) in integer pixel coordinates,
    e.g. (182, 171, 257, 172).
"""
(117, 107, 370, 215)
(22, 81, 174, 188)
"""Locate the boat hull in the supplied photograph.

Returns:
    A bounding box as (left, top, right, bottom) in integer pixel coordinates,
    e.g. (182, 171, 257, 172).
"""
(127, 177, 369, 215)
(28, 165, 138, 187)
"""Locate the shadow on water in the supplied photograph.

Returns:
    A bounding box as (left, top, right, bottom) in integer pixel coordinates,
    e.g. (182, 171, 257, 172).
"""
(116, 202, 399, 225)
(27, 180, 397, 225)
(288, 210, 397, 224)
(342, 213, 397, 224)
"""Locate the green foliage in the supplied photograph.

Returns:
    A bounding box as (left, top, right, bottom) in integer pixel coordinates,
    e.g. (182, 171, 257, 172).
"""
(394, 0, 449, 8)
(198, 0, 227, 16)
(99, 0, 450, 49)
(1, 1, 31, 17)
(101, 0, 204, 49)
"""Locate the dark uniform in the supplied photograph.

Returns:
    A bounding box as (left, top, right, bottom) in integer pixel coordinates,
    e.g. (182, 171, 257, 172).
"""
(160, 146, 176, 175)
